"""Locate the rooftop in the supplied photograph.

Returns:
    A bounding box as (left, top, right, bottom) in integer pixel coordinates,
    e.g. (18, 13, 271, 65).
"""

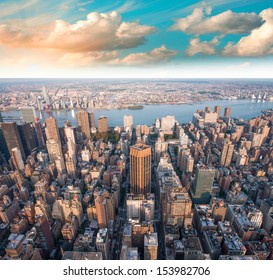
(144, 232, 158, 247)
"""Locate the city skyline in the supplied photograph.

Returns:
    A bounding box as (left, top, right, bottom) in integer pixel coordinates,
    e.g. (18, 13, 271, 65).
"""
(1, 0, 273, 78)
(1, 99, 273, 260)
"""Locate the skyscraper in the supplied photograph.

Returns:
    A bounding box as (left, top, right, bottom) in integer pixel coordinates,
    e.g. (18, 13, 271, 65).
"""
(45, 117, 60, 142)
(64, 121, 76, 145)
(130, 144, 152, 194)
(45, 117, 65, 174)
(124, 115, 133, 131)
(155, 137, 168, 163)
(98, 116, 108, 133)
(224, 107, 231, 118)
(220, 140, 234, 167)
(34, 215, 55, 253)
(34, 118, 45, 147)
(0, 126, 10, 160)
(144, 232, 158, 260)
(161, 115, 175, 134)
(89, 112, 96, 130)
(11, 147, 25, 171)
(46, 139, 66, 174)
(20, 107, 36, 123)
(18, 123, 37, 156)
(76, 110, 91, 140)
(214, 105, 221, 119)
(191, 166, 215, 204)
(1, 122, 26, 161)
(0, 110, 3, 122)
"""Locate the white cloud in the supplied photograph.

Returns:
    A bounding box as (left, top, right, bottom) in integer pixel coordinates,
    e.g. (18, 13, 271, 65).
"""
(116, 45, 177, 65)
(116, 0, 144, 14)
(185, 36, 219, 56)
(0, 11, 156, 52)
(77, 1, 94, 7)
(170, 7, 263, 34)
(222, 8, 273, 56)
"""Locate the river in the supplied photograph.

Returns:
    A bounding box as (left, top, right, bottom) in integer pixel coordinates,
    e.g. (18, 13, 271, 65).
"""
(1, 99, 273, 127)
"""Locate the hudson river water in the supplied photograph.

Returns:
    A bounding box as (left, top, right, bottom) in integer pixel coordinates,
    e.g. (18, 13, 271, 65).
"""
(2, 100, 273, 127)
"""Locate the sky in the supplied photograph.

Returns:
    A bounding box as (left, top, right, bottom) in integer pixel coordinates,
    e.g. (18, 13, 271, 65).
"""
(0, 0, 273, 78)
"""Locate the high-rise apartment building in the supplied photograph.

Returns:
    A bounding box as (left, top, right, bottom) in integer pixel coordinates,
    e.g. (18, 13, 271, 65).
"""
(98, 116, 108, 133)
(130, 144, 152, 194)
(124, 115, 133, 130)
(76, 110, 91, 140)
(220, 140, 234, 167)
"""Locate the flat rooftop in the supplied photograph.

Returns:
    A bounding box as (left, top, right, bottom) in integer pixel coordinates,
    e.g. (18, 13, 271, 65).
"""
(131, 144, 151, 151)
(144, 232, 158, 247)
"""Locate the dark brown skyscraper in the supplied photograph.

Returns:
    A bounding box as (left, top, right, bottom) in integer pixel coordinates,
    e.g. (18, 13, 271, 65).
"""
(224, 107, 231, 118)
(130, 144, 152, 194)
(1, 122, 26, 161)
(34, 118, 45, 147)
(18, 123, 37, 156)
(214, 105, 221, 119)
(89, 112, 96, 129)
(76, 110, 91, 139)
(35, 215, 55, 253)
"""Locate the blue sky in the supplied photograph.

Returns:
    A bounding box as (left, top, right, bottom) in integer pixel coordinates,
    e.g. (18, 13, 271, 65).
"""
(0, 0, 273, 78)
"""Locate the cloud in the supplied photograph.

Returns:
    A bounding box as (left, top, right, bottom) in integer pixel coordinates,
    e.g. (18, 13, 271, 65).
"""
(77, 1, 94, 7)
(170, 7, 263, 34)
(118, 45, 177, 65)
(59, 51, 119, 67)
(0, 11, 156, 52)
(2, 45, 177, 69)
(185, 36, 219, 56)
(222, 8, 273, 56)
(116, 0, 144, 14)
(0, 0, 38, 18)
